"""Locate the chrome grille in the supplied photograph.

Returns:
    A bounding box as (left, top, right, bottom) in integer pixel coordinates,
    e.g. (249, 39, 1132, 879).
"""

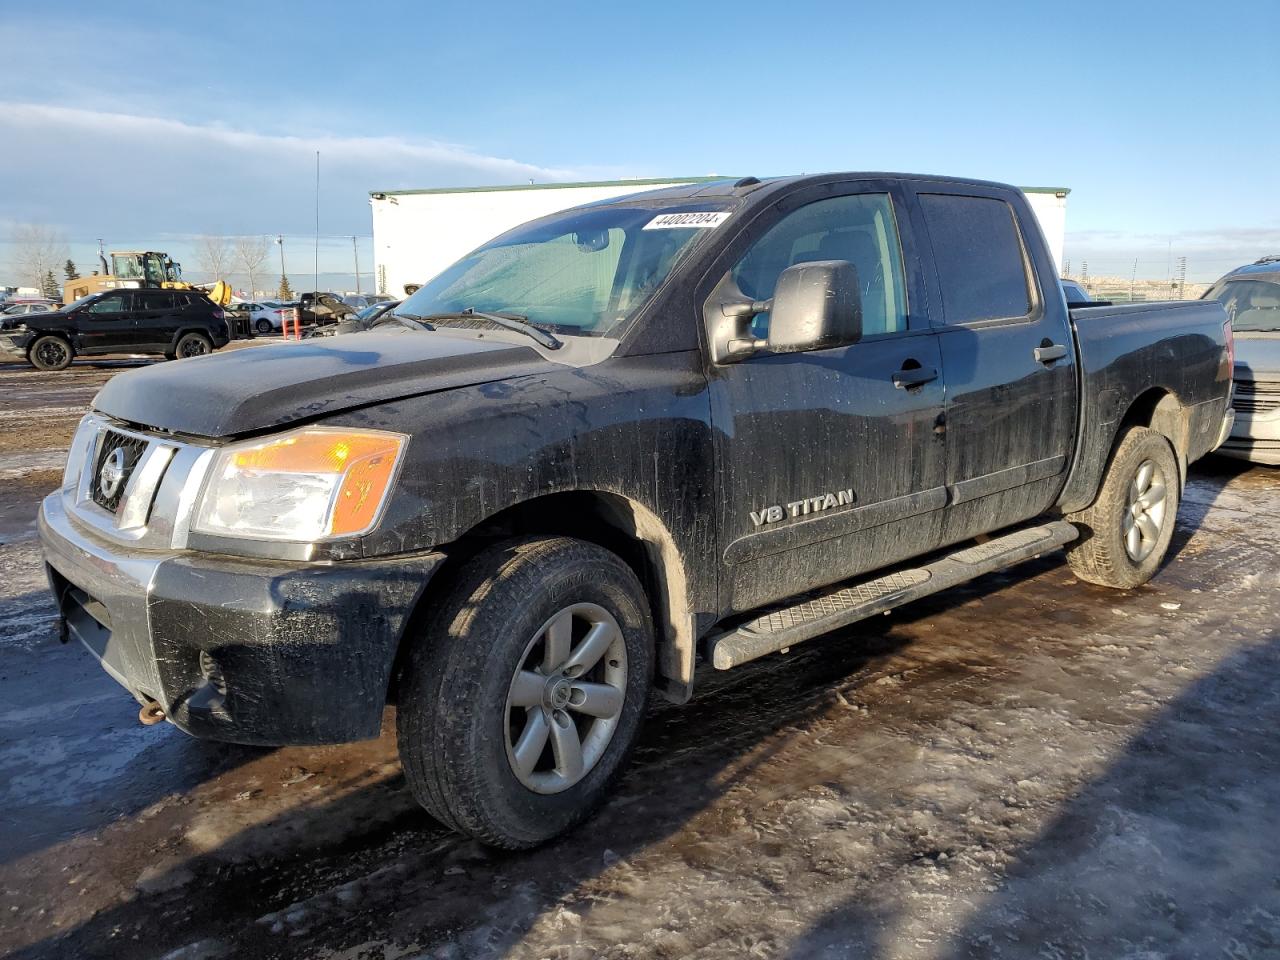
(1235, 380, 1280, 415)
(90, 430, 150, 513)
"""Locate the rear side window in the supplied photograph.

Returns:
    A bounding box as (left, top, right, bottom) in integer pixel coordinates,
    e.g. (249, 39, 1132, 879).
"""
(920, 194, 1031, 323)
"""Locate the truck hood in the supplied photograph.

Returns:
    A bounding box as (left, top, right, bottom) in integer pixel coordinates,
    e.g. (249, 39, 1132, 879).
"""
(1235, 332, 1280, 380)
(92, 328, 559, 438)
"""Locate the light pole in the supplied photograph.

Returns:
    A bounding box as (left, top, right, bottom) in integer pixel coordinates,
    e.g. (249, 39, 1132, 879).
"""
(351, 236, 361, 296)
(275, 234, 286, 296)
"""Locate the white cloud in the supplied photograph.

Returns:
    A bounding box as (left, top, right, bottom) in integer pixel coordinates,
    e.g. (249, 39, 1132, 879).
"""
(0, 102, 583, 239)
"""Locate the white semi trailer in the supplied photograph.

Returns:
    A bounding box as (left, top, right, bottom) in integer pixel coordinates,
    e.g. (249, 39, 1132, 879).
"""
(370, 178, 1069, 297)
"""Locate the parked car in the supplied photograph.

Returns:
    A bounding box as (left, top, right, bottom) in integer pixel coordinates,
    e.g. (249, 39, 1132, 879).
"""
(1203, 256, 1280, 464)
(0, 301, 59, 318)
(1060, 279, 1092, 304)
(0, 288, 230, 370)
(38, 172, 1232, 849)
(297, 291, 355, 326)
(228, 301, 293, 334)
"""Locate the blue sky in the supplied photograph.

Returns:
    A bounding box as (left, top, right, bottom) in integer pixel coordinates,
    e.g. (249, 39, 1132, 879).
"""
(2, 0, 1277, 285)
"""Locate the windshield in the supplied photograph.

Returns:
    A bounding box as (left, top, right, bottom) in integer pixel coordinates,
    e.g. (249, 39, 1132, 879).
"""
(395, 204, 732, 336)
(1204, 278, 1280, 332)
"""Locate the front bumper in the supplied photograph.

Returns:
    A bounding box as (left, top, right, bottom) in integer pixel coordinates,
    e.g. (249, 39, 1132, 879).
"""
(1222, 383, 1280, 465)
(39, 492, 443, 745)
(0, 330, 32, 359)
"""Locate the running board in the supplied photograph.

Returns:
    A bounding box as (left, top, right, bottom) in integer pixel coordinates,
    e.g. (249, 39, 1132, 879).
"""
(707, 521, 1079, 670)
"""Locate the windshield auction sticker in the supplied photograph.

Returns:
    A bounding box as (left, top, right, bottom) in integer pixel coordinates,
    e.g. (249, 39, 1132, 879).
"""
(642, 212, 732, 230)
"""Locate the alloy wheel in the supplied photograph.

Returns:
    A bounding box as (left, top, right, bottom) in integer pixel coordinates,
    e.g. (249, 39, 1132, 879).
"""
(1123, 459, 1168, 561)
(503, 602, 627, 794)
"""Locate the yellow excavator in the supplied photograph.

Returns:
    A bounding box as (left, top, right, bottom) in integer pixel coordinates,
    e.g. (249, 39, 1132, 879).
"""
(65, 251, 232, 306)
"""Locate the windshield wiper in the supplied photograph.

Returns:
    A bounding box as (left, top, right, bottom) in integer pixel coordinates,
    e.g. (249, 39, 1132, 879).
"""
(409, 308, 563, 350)
(375, 312, 435, 332)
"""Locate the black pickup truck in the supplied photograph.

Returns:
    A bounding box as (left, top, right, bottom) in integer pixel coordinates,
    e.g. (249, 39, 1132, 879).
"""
(39, 173, 1234, 848)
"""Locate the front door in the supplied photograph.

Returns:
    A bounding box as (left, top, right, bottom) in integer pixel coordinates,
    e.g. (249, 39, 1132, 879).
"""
(909, 185, 1078, 543)
(74, 292, 136, 355)
(707, 185, 948, 613)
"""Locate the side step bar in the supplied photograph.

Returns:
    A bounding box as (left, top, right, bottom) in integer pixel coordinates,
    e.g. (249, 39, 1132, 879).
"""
(707, 521, 1079, 670)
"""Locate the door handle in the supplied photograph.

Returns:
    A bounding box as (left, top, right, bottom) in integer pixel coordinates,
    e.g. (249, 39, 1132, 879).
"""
(892, 366, 939, 389)
(1034, 343, 1068, 364)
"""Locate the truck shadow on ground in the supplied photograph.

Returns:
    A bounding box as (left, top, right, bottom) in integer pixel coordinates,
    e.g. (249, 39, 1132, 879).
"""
(785, 630, 1280, 959)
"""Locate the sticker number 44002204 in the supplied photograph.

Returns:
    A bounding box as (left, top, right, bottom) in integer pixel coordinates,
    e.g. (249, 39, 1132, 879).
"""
(642, 212, 732, 231)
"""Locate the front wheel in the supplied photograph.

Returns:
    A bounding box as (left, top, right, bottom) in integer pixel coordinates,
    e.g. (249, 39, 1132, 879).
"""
(255, 318, 273, 334)
(396, 537, 653, 849)
(174, 332, 213, 359)
(28, 335, 73, 371)
(1066, 426, 1180, 589)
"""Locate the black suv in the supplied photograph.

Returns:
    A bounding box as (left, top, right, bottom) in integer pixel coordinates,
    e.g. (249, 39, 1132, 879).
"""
(0, 289, 230, 371)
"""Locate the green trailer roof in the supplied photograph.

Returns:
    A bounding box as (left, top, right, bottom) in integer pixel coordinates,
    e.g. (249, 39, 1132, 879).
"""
(370, 177, 722, 197)
(370, 179, 1070, 198)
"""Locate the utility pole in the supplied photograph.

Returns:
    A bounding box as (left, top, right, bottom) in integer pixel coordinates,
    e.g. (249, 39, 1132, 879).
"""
(276, 234, 285, 276)
(1130, 258, 1138, 302)
(314, 151, 320, 296)
(352, 236, 361, 295)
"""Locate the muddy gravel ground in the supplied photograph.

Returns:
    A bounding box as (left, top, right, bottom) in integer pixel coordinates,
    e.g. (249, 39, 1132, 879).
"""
(1, 357, 1278, 960)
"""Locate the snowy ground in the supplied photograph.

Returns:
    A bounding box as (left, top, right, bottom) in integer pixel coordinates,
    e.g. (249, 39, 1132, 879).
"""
(0, 357, 1277, 960)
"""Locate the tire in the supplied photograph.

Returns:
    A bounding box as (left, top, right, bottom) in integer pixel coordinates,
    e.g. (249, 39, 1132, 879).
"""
(28, 335, 73, 371)
(1066, 426, 1180, 589)
(397, 537, 654, 849)
(255, 318, 273, 334)
(174, 332, 213, 359)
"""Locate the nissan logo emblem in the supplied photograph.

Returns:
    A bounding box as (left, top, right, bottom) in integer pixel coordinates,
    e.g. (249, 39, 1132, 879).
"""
(99, 447, 127, 499)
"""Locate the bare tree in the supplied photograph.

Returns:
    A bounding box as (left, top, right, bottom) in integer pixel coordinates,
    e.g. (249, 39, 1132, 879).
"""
(234, 235, 270, 298)
(10, 224, 69, 290)
(197, 235, 232, 283)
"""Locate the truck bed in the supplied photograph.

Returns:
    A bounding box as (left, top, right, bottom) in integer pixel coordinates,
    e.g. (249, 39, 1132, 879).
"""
(1057, 299, 1231, 513)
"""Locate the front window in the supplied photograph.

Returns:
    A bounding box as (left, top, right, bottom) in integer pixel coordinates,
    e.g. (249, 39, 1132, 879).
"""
(396, 203, 733, 336)
(143, 256, 165, 286)
(732, 193, 908, 337)
(1204, 278, 1280, 332)
(87, 294, 128, 314)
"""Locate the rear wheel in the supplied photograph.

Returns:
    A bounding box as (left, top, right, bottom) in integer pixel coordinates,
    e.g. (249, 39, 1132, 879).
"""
(1066, 426, 1180, 589)
(174, 332, 213, 359)
(396, 537, 653, 849)
(255, 318, 273, 334)
(28, 335, 73, 371)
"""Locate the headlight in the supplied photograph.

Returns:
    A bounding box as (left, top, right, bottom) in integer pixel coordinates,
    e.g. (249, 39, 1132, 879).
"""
(192, 427, 407, 541)
(62, 415, 99, 492)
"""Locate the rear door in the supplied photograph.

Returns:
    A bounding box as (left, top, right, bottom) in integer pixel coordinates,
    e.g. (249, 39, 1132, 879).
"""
(909, 184, 1077, 542)
(74, 292, 136, 354)
(132, 291, 178, 349)
(706, 182, 948, 613)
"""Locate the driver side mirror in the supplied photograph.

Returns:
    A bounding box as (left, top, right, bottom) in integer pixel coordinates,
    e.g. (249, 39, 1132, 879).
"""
(766, 260, 862, 354)
(718, 260, 862, 361)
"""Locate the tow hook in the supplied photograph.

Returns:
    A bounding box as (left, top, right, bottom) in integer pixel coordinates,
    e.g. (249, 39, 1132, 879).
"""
(139, 700, 166, 725)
